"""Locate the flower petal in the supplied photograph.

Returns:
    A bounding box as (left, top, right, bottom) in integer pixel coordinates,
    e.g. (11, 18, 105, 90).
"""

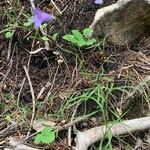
(95, 0, 103, 5)
(34, 19, 42, 28)
(32, 8, 53, 28)
(40, 11, 53, 22)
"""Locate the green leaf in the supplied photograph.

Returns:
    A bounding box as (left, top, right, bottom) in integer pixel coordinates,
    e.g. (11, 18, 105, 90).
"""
(72, 30, 85, 41)
(63, 34, 77, 44)
(41, 131, 55, 144)
(83, 28, 93, 38)
(34, 127, 55, 144)
(34, 134, 43, 144)
(23, 17, 33, 27)
(52, 33, 58, 41)
(41, 23, 47, 28)
(41, 127, 53, 134)
(72, 30, 86, 46)
(5, 32, 14, 38)
(86, 38, 96, 46)
(41, 36, 49, 41)
(77, 40, 87, 47)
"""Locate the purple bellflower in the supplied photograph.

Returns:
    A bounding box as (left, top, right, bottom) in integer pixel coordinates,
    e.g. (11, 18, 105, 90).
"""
(95, 0, 103, 5)
(32, 8, 53, 28)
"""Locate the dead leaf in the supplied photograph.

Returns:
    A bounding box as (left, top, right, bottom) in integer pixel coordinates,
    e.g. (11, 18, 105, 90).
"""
(33, 119, 56, 132)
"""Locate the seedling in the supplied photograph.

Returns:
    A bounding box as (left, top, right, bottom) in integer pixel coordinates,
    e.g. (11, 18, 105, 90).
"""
(5, 31, 14, 39)
(63, 28, 96, 47)
(34, 127, 56, 144)
(41, 33, 58, 42)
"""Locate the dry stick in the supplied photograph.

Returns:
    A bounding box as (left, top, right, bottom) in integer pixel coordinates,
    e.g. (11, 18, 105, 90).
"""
(0, 42, 17, 86)
(4, 137, 40, 150)
(42, 65, 59, 111)
(0, 58, 13, 84)
(7, 35, 14, 61)
(51, 0, 62, 15)
(27, 27, 49, 55)
(75, 116, 150, 150)
(125, 75, 150, 100)
(17, 78, 26, 106)
(0, 27, 21, 34)
(18, 30, 37, 102)
(30, 0, 35, 8)
(54, 112, 98, 132)
(27, 30, 38, 68)
(7, 6, 25, 60)
(68, 103, 80, 147)
(22, 112, 97, 142)
(124, 75, 150, 110)
(36, 81, 51, 100)
(23, 66, 36, 138)
(17, 30, 37, 106)
(16, 3, 37, 106)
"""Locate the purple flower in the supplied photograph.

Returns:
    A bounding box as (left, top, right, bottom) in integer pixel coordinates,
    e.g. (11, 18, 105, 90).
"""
(32, 8, 53, 28)
(95, 0, 103, 5)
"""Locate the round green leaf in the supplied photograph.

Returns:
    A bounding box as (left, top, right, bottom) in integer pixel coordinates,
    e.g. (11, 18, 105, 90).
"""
(83, 28, 93, 38)
(34, 127, 55, 144)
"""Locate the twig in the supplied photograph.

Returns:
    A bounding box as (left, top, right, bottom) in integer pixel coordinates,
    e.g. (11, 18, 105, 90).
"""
(42, 65, 59, 111)
(75, 116, 150, 150)
(4, 137, 40, 150)
(23, 66, 36, 138)
(0, 27, 20, 34)
(22, 111, 98, 142)
(68, 103, 80, 146)
(0, 58, 13, 84)
(7, 6, 24, 60)
(51, 0, 62, 15)
(36, 81, 51, 100)
(7, 35, 14, 61)
(0, 120, 18, 134)
(0, 42, 17, 86)
(54, 111, 98, 132)
(17, 78, 26, 106)
(125, 75, 150, 100)
(27, 30, 38, 68)
(29, 0, 35, 8)
(28, 48, 46, 55)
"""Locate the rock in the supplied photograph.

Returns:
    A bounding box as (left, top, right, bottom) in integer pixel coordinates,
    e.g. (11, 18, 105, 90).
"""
(90, 0, 150, 45)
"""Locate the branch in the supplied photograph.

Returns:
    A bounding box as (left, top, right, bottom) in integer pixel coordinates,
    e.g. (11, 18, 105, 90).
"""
(4, 138, 40, 150)
(23, 66, 36, 138)
(75, 116, 150, 150)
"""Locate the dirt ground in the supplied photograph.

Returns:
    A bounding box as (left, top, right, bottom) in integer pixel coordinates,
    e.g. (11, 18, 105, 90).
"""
(0, 0, 150, 149)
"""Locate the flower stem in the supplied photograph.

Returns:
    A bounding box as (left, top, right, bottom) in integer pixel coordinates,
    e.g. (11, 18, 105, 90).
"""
(29, 0, 35, 8)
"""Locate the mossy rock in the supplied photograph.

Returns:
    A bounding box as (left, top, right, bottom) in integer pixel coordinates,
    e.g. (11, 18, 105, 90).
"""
(91, 0, 150, 45)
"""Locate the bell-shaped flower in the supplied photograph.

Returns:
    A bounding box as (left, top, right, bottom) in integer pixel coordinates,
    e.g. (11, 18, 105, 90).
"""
(32, 8, 53, 28)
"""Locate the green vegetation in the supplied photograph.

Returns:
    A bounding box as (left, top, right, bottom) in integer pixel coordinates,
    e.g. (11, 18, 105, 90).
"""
(34, 127, 55, 144)
(0, 0, 149, 149)
(63, 28, 96, 47)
